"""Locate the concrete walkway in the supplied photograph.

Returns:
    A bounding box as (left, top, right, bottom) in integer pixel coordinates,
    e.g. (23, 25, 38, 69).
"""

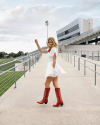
(0, 53, 100, 125)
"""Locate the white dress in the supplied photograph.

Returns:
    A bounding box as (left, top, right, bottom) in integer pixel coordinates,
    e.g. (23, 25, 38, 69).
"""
(45, 47, 67, 78)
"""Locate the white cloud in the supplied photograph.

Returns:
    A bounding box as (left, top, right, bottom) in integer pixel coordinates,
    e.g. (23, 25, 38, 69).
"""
(2, 5, 25, 21)
(0, 0, 5, 3)
(0, 3, 100, 53)
(29, 0, 37, 4)
(80, 0, 100, 8)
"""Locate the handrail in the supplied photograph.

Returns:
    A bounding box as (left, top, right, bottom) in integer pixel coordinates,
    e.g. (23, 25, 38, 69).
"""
(0, 52, 40, 67)
(0, 51, 42, 97)
(65, 50, 100, 61)
(59, 52, 100, 86)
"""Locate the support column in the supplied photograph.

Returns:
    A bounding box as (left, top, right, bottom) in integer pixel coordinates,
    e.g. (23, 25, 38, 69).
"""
(95, 37, 98, 45)
(63, 46, 66, 52)
(86, 40, 88, 45)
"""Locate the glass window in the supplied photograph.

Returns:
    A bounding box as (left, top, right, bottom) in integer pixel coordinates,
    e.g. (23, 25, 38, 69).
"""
(59, 32, 80, 42)
(57, 24, 79, 38)
(65, 30, 69, 34)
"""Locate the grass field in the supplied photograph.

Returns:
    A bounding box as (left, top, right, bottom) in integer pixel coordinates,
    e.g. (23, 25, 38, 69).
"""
(0, 58, 22, 71)
(0, 58, 28, 97)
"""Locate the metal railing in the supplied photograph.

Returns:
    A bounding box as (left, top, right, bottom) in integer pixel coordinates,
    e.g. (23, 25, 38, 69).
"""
(58, 25, 100, 47)
(0, 52, 42, 97)
(59, 52, 100, 86)
(65, 50, 100, 61)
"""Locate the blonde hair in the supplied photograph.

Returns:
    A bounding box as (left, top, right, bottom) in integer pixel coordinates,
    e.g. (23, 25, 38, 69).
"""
(46, 37, 58, 50)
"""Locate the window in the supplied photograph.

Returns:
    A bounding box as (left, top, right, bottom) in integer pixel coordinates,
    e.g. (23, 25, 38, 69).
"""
(59, 32, 80, 42)
(57, 24, 79, 38)
(65, 30, 68, 34)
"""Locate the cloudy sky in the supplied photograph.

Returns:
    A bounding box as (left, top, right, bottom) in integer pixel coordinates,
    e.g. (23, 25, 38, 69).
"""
(0, 0, 100, 53)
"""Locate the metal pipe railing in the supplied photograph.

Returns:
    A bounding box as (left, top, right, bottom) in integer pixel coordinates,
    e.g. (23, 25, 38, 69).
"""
(65, 50, 100, 61)
(59, 52, 100, 86)
(0, 52, 42, 97)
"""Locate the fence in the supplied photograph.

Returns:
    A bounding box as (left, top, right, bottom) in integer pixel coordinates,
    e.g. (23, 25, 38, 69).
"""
(59, 52, 100, 86)
(65, 50, 100, 61)
(0, 52, 42, 97)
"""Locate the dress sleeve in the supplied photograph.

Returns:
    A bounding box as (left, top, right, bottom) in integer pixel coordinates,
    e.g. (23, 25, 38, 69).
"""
(51, 47, 57, 57)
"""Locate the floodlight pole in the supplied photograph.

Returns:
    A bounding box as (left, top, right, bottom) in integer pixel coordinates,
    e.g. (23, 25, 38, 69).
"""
(45, 20, 49, 39)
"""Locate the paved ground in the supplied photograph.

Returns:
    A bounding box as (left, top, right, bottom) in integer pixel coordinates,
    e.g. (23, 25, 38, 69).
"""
(0, 53, 100, 125)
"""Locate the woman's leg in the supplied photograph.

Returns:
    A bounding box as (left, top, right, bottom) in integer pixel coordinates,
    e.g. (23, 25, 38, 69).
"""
(45, 76, 54, 88)
(37, 76, 54, 104)
(52, 76, 63, 107)
(52, 76, 59, 88)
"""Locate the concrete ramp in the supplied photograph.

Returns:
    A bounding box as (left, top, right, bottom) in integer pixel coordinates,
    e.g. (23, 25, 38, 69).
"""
(0, 54, 100, 125)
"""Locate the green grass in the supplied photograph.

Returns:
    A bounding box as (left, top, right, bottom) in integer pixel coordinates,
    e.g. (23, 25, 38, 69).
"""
(0, 58, 28, 97)
(0, 70, 28, 97)
(0, 58, 22, 64)
(0, 58, 22, 71)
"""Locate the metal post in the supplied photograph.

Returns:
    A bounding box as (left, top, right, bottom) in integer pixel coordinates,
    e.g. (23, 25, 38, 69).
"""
(32, 54, 33, 67)
(68, 54, 69, 62)
(71, 54, 72, 64)
(84, 60, 86, 76)
(74, 56, 75, 67)
(92, 51, 93, 60)
(98, 51, 99, 61)
(38, 54, 39, 62)
(78, 58, 79, 70)
(14, 61, 16, 88)
(79, 57, 80, 71)
(35, 56, 36, 65)
(33, 57, 34, 68)
(78, 57, 80, 71)
(95, 64, 96, 86)
(37, 54, 38, 62)
(23, 58, 24, 66)
(29, 55, 30, 72)
(33, 55, 34, 68)
(24, 61, 25, 77)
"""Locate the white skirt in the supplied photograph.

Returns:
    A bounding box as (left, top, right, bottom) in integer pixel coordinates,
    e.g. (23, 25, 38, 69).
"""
(45, 62, 67, 78)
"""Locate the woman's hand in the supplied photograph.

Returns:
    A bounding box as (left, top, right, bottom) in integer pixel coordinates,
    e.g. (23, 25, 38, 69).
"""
(35, 39, 38, 44)
(52, 65, 55, 69)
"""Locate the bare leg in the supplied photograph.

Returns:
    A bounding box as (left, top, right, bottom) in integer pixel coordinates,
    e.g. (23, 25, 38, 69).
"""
(52, 76, 59, 88)
(45, 76, 54, 88)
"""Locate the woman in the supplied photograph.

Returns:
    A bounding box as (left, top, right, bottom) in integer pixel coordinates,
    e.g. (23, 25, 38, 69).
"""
(35, 37, 67, 107)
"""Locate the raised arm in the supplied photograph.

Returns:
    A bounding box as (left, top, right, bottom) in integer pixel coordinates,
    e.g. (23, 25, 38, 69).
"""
(35, 39, 48, 53)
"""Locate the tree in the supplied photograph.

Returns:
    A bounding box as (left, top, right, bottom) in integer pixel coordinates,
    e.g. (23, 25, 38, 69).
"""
(0, 52, 4, 58)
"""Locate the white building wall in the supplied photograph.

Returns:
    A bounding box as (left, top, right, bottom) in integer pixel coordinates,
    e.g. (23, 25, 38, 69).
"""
(56, 18, 93, 44)
(88, 18, 93, 29)
(83, 18, 93, 32)
(78, 18, 83, 34)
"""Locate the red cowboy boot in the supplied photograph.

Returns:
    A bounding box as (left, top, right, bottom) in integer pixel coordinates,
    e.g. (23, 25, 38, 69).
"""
(53, 88, 63, 107)
(37, 87, 50, 104)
